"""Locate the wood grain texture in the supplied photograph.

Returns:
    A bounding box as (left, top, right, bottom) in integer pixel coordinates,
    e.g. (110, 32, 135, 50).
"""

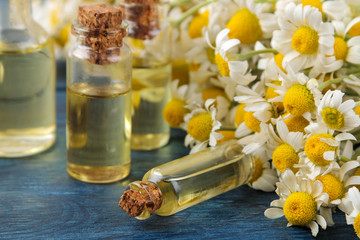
(0, 71, 356, 239)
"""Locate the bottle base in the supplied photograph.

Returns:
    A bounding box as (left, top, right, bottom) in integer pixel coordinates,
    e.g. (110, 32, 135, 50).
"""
(0, 130, 56, 158)
(131, 132, 170, 150)
(67, 162, 131, 184)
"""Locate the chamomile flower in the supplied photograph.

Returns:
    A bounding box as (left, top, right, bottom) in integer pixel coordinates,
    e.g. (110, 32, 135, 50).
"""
(207, 28, 240, 77)
(227, 0, 278, 44)
(268, 66, 322, 119)
(265, 169, 329, 237)
(234, 83, 273, 138)
(338, 187, 360, 237)
(271, 3, 335, 72)
(332, 18, 360, 65)
(163, 80, 201, 128)
(267, 119, 305, 173)
(317, 90, 360, 132)
(183, 99, 223, 153)
(247, 155, 278, 192)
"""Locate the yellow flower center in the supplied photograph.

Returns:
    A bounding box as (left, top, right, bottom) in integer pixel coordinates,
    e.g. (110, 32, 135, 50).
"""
(202, 87, 227, 102)
(187, 112, 213, 142)
(283, 84, 315, 116)
(163, 98, 189, 128)
(301, 0, 323, 14)
(354, 213, 360, 237)
(226, 8, 263, 44)
(274, 53, 286, 72)
(265, 81, 284, 112)
(283, 192, 317, 226)
(244, 111, 261, 133)
(216, 130, 236, 144)
(305, 133, 337, 166)
(172, 60, 189, 86)
(355, 106, 360, 116)
(215, 53, 230, 77)
(292, 26, 319, 54)
(321, 107, 345, 130)
(348, 21, 360, 37)
(333, 36, 348, 61)
(234, 104, 246, 126)
(284, 115, 310, 133)
(56, 23, 71, 47)
(272, 143, 299, 173)
(315, 174, 344, 202)
(188, 10, 209, 39)
(249, 157, 263, 183)
(189, 62, 201, 72)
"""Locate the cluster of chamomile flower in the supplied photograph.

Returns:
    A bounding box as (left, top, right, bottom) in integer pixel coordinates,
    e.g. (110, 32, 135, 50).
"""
(163, 0, 360, 237)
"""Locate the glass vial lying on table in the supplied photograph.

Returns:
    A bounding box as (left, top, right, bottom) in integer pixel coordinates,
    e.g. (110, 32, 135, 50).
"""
(119, 140, 255, 219)
(66, 4, 132, 183)
(120, 0, 172, 150)
(0, 0, 56, 157)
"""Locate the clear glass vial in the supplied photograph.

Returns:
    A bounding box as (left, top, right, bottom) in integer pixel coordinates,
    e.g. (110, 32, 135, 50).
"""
(66, 4, 132, 183)
(119, 140, 255, 219)
(120, 0, 172, 150)
(0, 0, 56, 157)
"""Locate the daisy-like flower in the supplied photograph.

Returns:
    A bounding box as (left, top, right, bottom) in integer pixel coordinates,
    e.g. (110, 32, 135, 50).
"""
(234, 82, 273, 138)
(275, 0, 352, 22)
(271, 3, 335, 72)
(267, 119, 304, 173)
(317, 90, 360, 133)
(338, 187, 360, 237)
(247, 155, 278, 192)
(296, 123, 356, 179)
(226, 0, 278, 44)
(163, 80, 201, 128)
(332, 18, 360, 65)
(265, 169, 329, 237)
(267, 66, 322, 119)
(207, 28, 240, 77)
(200, 86, 231, 120)
(183, 99, 223, 153)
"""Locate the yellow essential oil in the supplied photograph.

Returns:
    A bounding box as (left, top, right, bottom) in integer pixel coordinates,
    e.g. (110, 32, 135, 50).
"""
(66, 83, 131, 183)
(131, 63, 171, 150)
(0, 41, 56, 157)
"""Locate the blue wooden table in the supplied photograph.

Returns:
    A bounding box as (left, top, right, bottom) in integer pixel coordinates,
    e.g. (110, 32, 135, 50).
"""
(0, 64, 356, 239)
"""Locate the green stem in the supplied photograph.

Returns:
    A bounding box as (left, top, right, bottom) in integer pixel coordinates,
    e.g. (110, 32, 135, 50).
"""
(171, 0, 218, 28)
(318, 73, 360, 91)
(356, 101, 360, 107)
(339, 155, 352, 162)
(228, 49, 278, 61)
(347, 67, 360, 74)
(169, 0, 193, 8)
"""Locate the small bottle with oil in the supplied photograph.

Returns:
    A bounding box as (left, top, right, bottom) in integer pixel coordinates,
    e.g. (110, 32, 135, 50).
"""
(119, 140, 255, 219)
(0, 0, 56, 157)
(120, 0, 172, 150)
(66, 4, 132, 183)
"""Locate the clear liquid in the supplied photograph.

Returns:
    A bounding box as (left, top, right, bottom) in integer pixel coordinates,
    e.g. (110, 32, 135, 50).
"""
(0, 42, 56, 157)
(67, 83, 131, 183)
(131, 63, 171, 150)
(141, 140, 254, 217)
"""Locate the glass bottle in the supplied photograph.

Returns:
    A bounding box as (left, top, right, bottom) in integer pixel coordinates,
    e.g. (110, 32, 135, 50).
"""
(0, 0, 56, 157)
(66, 4, 132, 183)
(120, 0, 172, 150)
(119, 140, 255, 219)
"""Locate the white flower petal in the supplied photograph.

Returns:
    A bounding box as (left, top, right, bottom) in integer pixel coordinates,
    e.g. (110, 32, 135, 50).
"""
(316, 214, 327, 230)
(264, 208, 284, 219)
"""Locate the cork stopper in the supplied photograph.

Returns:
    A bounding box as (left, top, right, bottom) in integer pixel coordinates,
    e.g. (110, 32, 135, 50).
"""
(73, 4, 125, 65)
(119, 0, 160, 40)
(119, 181, 163, 218)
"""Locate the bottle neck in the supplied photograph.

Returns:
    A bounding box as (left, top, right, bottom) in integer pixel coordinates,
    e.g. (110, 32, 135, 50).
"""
(0, 0, 32, 30)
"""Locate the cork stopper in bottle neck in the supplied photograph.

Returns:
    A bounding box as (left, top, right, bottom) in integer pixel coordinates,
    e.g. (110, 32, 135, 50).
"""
(119, 181, 163, 218)
(72, 4, 125, 65)
(119, 0, 161, 40)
